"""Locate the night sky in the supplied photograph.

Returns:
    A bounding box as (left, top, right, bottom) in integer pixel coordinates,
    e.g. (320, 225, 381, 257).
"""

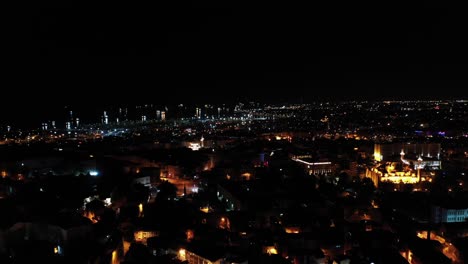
(3, 1, 468, 125)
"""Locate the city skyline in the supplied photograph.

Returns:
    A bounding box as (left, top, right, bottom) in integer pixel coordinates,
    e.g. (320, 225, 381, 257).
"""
(1, 98, 467, 129)
(1, 2, 467, 263)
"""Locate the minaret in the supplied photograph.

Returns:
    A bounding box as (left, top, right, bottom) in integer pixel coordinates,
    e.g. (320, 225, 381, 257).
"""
(400, 150, 407, 166)
(417, 156, 423, 182)
(69, 111, 74, 128)
(102, 111, 109, 125)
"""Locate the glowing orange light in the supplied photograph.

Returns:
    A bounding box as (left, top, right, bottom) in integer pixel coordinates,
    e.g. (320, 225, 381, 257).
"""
(266, 247, 278, 255)
(111, 250, 118, 264)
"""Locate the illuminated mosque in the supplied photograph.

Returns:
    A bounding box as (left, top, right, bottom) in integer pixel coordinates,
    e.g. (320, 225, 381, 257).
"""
(366, 143, 441, 187)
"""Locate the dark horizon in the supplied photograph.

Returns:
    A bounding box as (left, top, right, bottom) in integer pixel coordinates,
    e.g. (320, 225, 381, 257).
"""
(2, 1, 467, 127)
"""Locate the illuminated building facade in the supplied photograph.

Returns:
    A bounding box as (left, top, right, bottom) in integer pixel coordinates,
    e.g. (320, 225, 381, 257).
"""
(366, 167, 420, 187)
(178, 248, 226, 264)
(432, 206, 468, 223)
(291, 155, 336, 176)
(188, 142, 201, 151)
(134, 230, 158, 245)
(366, 151, 433, 187)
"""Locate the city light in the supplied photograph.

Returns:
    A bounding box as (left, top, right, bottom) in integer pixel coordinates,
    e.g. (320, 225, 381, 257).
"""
(266, 246, 278, 255)
(178, 249, 186, 261)
(200, 206, 211, 213)
(111, 250, 118, 264)
(189, 142, 201, 151)
(1, 99, 466, 264)
(138, 203, 144, 217)
(292, 158, 332, 166)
